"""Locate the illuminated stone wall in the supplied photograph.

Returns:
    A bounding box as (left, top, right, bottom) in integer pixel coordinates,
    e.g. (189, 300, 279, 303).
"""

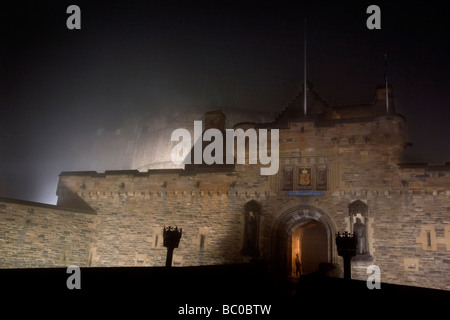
(55, 166, 269, 267)
(0, 102, 449, 291)
(0, 198, 95, 268)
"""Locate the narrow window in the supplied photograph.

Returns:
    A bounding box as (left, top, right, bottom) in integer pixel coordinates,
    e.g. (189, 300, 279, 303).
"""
(282, 167, 293, 191)
(200, 235, 205, 250)
(426, 231, 431, 248)
(155, 235, 159, 248)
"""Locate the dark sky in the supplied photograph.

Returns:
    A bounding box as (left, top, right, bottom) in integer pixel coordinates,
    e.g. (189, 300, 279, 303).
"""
(1, 0, 449, 204)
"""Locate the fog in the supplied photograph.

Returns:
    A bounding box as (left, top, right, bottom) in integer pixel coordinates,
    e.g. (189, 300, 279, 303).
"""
(1, 1, 449, 204)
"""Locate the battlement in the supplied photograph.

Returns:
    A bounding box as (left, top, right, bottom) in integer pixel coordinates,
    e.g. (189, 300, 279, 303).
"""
(398, 162, 450, 191)
(56, 168, 245, 208)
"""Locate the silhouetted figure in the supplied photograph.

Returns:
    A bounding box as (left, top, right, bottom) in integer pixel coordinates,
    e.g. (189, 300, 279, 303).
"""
(295, 254, 301, 277)
(353, 218, 366, 255)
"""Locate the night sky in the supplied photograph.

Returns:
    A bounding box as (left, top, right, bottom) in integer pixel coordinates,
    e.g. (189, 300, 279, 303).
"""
(1, 0, 449, 204)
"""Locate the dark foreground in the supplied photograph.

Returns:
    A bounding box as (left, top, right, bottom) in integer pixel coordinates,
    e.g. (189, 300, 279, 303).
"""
(1, 263, 448, 317)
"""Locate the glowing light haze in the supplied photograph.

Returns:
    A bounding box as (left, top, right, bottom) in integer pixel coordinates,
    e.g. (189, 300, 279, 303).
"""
(1, 1, 449, 204)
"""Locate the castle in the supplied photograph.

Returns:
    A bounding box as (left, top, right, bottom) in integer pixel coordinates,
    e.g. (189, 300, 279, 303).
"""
(1, 83, 449, 291)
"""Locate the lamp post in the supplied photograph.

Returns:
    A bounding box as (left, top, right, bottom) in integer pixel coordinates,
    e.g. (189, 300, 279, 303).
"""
(163, 226, 182, 267)
(335, 231, 357, 280)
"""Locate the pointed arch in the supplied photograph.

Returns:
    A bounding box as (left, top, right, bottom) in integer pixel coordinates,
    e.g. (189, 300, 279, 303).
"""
(348, 200, 368, 217)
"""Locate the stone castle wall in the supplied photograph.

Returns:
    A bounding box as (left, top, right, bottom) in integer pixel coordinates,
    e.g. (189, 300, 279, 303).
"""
(55, 166, 269, 267)
(0, 198, 95, 268)
(0, 113, 449, 291)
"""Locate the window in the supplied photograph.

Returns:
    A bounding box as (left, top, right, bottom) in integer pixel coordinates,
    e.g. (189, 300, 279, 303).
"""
(281, 167, 293, 191)
(154, 235, 159, 248)
(200, 235, 205, 250)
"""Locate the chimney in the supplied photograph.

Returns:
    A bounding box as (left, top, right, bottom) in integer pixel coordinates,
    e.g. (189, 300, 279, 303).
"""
(375, 84, 394, 101)
(204, 107, 226, 132)
(375, 84, 395, 113)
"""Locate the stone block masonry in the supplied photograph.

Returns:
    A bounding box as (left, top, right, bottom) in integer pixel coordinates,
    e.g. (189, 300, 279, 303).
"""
(56, 168, 269, 268)
(0, 197, 95, 268)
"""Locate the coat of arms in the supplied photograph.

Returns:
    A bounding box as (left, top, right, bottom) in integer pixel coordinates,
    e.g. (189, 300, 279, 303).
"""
(299, 168, 311, 186)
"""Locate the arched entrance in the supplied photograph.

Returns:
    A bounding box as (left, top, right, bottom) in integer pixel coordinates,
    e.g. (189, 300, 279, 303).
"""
(271, 205, 336, 277)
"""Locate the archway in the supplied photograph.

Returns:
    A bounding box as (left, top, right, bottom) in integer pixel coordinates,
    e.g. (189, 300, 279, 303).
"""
(271, 205, 336, 277)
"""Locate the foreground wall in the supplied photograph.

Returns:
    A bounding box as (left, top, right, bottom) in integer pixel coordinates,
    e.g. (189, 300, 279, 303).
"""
(56, 167, 269, 267)
(0, 198, 95, 268)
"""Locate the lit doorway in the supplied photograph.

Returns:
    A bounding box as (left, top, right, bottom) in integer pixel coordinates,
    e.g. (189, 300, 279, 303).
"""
(291, 220, 328, 276)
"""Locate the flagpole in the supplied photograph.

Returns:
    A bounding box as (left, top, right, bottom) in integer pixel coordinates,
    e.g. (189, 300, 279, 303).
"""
(385, 53, 389, 114)
(304, 18, 307, 117)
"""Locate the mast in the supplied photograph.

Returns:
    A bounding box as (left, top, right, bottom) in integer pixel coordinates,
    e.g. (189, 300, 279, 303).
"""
(304, 18, 307, 117)
(385, 53, 389, 114)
